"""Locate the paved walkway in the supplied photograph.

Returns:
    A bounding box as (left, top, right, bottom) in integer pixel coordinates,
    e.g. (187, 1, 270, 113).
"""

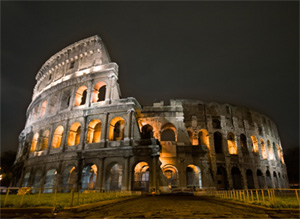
(55, 194, 299, 218)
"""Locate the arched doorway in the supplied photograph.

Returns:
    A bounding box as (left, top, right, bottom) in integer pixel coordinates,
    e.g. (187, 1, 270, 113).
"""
(105, 163, 123, 191)
(266, 170, 272, 188)
(257, 169, 265, 188)
(217, 166, 228, 190)
(81, 164, 97, 190)
(62, 166, 76, 192)
(44, 169, 57, 193)
(273, 171, 278, 188)
(246, 169, 255, 189)
(162, 165, 178, 187)
(141, 125, 153, 139)
(231, 167, 243, 189)
(186, 165, 202, 189)
(133, 162, 150, 192)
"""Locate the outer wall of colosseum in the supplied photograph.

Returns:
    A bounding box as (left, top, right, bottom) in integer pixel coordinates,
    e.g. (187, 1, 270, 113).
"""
(13, 35, 288, 193)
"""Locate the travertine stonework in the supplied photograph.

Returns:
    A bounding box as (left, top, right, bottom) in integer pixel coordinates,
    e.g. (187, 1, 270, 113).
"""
(13, 35, 288, 192)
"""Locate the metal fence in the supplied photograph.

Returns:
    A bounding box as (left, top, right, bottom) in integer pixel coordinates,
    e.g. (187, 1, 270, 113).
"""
(211, 189, 300, 208)
(0, 187, 141, 208)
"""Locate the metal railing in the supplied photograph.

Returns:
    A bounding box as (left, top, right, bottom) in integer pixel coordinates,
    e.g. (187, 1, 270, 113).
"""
(0, 187, 141, 208)
(211, 189, 300, 208)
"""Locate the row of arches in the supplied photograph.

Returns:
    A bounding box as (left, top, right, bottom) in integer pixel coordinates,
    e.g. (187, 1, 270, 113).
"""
(216, 166, 285, 190)
(30, 81, 107, 121)
(30, 117, 125, 152)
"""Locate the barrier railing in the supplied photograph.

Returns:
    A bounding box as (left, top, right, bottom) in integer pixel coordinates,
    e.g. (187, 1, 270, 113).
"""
(211, 189, 300, 208)
(0, 187, 141, 208)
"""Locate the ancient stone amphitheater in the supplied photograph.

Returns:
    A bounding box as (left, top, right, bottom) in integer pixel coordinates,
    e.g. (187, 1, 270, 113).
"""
(13, 35, 288, 193)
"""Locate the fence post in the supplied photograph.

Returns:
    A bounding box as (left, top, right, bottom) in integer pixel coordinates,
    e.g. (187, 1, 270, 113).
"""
(4, 188, 10, 206)
(272, 189, 276, 205)
(243, 190, 246, 202)
(37, 188, 42, 205)
(251, 190, 254, 202)
(261, 189, 265, 203)
(69, 188, 74, 207)
(295, 190, 299, 204)
(256, 190, 259, 202)
(267, 189, 271, 202)
(19, 192, 25, 207)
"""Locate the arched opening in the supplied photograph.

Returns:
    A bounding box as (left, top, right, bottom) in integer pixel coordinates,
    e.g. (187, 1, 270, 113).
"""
(187, 130, 193, 144)
(133, 161, 149, 192)
(261, 139, 267, 159)
(186, 165, 202, 189)
(161, 123, 176, 141)
(198, 129, 209, 149)
(273, 142, 278, 160)
(251, 135, 259, 153)
(227, 132, 237, 154)
(44, 169, 57, 193)
(22, 172, 30, 187)
(32, 169, 42, 191)
(74, 86, 87, 106)
(212, 119, 221, 129)
(231, 167, 243, 189)
(52, 126, 64, 148)
(40, 100, 47, 117)
(92, 81, 106, 102)
(273, 171, 278, 188)
(257, 169, 265, 189)
(266, 170, 272, 188)
(109, 117, 125, 141)
(105, 163, 123, 191)
(141, 124, 153, 139)
(240, 134, 249, 155)
(217, 166, 228, 190)
(162, 165, 178, 187)
(82, 164, 97, 190)
(246, 169, 255, 189)
(30, 133, 39, 153)
(68, 122, 81, 146)
(86, 119, 101, 143)
(267, 140, 273, 160)
(41, 130, 49, 150)
(214, 132, 223, 154)
(62, 166, 76, 192)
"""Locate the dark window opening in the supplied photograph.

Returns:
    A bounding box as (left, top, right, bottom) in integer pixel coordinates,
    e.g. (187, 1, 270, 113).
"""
(97, 85, 106, 101)
(80, 90, 87, 105)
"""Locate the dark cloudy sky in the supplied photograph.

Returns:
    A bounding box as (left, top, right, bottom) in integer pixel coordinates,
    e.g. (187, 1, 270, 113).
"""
(1, 1, 299, 154)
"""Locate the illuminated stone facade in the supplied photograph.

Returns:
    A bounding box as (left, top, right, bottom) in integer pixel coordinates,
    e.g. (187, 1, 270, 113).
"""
(14, 35, 288, 192)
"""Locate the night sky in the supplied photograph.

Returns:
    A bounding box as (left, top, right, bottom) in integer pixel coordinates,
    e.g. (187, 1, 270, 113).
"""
(1, 2, 299, 155)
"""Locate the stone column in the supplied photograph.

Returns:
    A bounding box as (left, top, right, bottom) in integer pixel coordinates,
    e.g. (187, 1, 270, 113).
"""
(104, 112, 109, 147)
(123, 157, 130, 190)
(96, 158, 104, 191)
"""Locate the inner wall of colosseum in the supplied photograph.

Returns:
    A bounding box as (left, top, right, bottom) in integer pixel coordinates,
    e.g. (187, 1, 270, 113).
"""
(13, 35, 288, 193)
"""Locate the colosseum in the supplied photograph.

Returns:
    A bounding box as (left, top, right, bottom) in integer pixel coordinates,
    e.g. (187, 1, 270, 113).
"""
(13, 35, 288, 193)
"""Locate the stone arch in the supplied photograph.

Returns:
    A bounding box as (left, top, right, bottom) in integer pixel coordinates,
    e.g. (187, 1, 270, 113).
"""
(246, 169, 255, 189)
(141, 124, 153, 139)
(92, 81, 106, 102)
(267, 140, 273, 160)
(257, 169, 265, 188)
(161, 123, 176, 141)
(67, 122, 81, 146)
(44, 169, 57, 193)
(162, 164, 178, 187)
(40, 100, 47, 117)
(86, 119, 102, 143)
(186, 164, 202, 189)
(250, 135, 259, 153)
(266, 170, 272, 188)
(227, 132, 237, 155)
(109, 117, 125, 141)
(82, 164, 97, 190)
(74, 86, 87, 106)
(30, 133, 39, 153)
(231, 167, 243, 189)
(198, 129, 209, 149)
(52, 125, 64, 148)
(273, 142, 278, 160)
(132, 161, 150, 192)
(216, 166, 228, 190)
(240, 134, 249, 155)
(40, 130, 49, 150)
(214, 132, 223, 154)
(62, 165, 76, 192)
(105, 162, 123, 191)
(260, 139, 267, 159)
(212, 118, 221, 129)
